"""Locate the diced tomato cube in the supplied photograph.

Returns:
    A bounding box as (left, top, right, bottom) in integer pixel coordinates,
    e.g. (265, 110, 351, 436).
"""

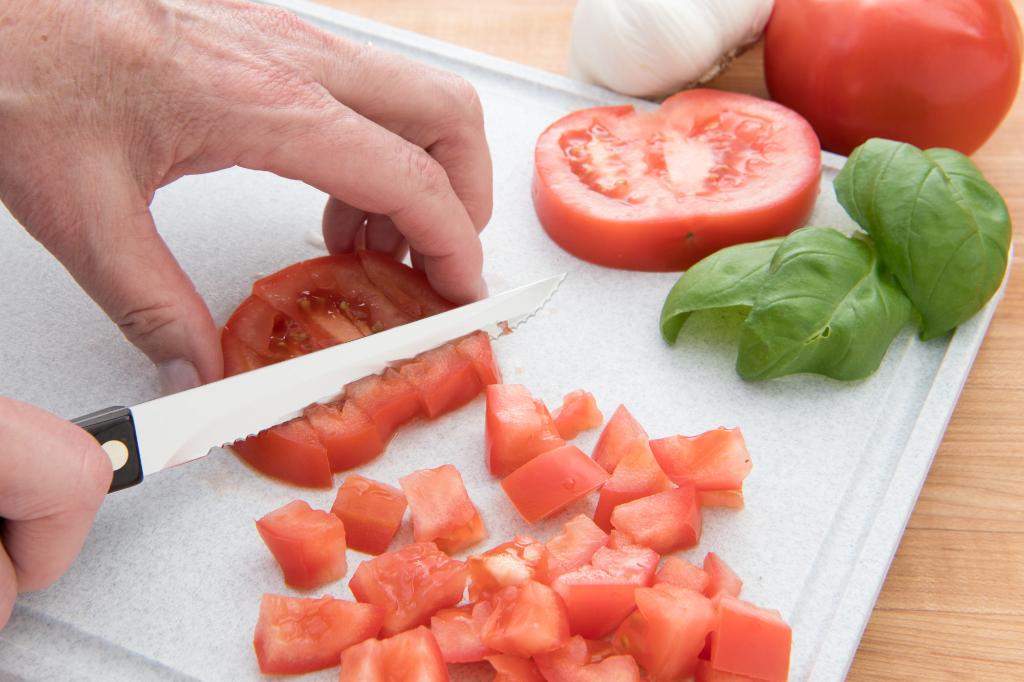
(500, 445, 609, 524)
(304, 400, 384, 472)
(656, 556, 712, 593)
(400, 343, 483, 418)
(344, 368, 421, 440)
(710, 596, 792, 682)
(486, 384, 565, 477)
(340, 626, 448, 682)
(552, 390, 604, 440)
(400, 464, 487, 554)
(593, 441, 670, 531)
(338, 635, 383, 679)
(610, 485, 702, 553)
(542, 515, 609, 584)
(430, 605, 493, 663)
(486, 654, 546, 682)
(255, 500, 346, 590)
(455, 331, 503, 385)
(535, 635, 641, 682)
(253, 593, 383, 675)
(349, 542, 468, 636)
(330, 474, 407, 555)
(230, 417, 333, 488)
(649, 427, 752, 491)
(699, 489, 746, 509)
(704, 552, 743, 598)
(357, 249, 455, 318)
(480, 580, 570, 657)
(592, 405, 649, 473)
(695, 660, 766, 681)
(305, 253, 413, 333)
(613, 584, 715, 680)
(468, 535, 549, 601)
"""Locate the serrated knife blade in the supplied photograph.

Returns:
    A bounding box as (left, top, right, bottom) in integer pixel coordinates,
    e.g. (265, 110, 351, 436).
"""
(73, 273, 565, 492)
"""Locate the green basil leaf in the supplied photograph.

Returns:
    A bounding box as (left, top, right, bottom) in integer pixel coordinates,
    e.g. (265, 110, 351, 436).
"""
(660, 238, 784, 343)
(834, 138, 1011, 340)
(737, 227, 913, 381)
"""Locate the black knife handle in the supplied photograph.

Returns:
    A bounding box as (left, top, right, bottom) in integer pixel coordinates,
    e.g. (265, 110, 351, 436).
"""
(73, 406, 144, 493)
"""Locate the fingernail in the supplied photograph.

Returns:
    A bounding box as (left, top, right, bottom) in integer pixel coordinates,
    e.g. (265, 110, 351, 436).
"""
(477, 278, 490, 300)
(158, 359, 200, 395)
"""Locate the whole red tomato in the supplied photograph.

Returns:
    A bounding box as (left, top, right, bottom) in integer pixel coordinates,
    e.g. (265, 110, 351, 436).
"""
(764, 0, 1022, 156)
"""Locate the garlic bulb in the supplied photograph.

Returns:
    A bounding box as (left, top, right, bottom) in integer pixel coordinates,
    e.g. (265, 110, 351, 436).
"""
(569, 0, 774, 98)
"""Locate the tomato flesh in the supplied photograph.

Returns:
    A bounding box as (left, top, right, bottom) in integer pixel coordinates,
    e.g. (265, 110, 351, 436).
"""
(223, 295, 316, 370)
(649, 428, 752, 491)
(695, 660, 764, 682)
(656, 556, 711, 594)
(710, 596, 791, 682)
(430, 605, 493, 663)
(231, 418, 332, 488)
(340, 626, 449, 682)
(357, 250, 455, 318)
(533, 89, 821, 271)
(487, 654, 546, 682)
(699, 489, 745, 509)
(611, 485, 702, 554)
(552, 390, 603, 440)
(304, 253, 413, 333)
(255, 500, 347, 590)
(704, 552, 743, 599)
(592, 405, 649, 474)
(542, 514, 609, 584)
(535, 635, 641, 682)
(500, 445, 609, 524)
(304, 400, 384, 472)
(486, 384, 566, 477)
(399, 343, 483, 418)
(455, 330, 503, 386)
(593, 440, 670, 531)
(480, 580, 571, 657)
(344, 368, 422, 441)
(468, 535, 550, 601)
(400, 464, 487, 554)
(330, 474, 407, 555)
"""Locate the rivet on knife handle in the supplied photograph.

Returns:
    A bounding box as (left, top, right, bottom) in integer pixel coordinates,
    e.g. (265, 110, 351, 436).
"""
(73, 406, 144, 493)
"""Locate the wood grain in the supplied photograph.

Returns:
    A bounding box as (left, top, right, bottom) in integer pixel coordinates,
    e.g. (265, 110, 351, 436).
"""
(313, 1, 1024, 678)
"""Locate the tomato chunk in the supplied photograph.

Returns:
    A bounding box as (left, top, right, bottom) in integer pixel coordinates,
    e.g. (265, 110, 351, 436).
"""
(430, 605, 493, 663)
(552, 390, 603, 440)
(535, 635, 641, 682)
(255, 500, 347, 590)
(400, 464, 487, 554)
(610, 485, 702, 554)
(656, 556, 711, 594)
(593, 441, 670, 531)
(349, 542, 468, 636)
(704, 552, 743, 599)
(486, 654, 545, 682)
(304, 400, 384, 472)
(486, 384, 566, 477)
(338, 637, 383, 679)
(357, 250, 454, 318)
(400, 343, 483, 418)
(592, 405, 649, 473)
(231, 417, 333, 489)
(344, 368, 421, 440)
(253, 593, 383, 675)
(649, 427, 752, 491)
(331, 474, 407, 555)
(455, 331, 503, 385)
(480, 580, 571, 657)
(542, 515, 609, 584)
(501, 445, 609, 524)
(340, 626, 448, 682)
(710, 596, 792, 682)
(695, 660, 765, 682)
(468, 535, 549, 601)
(699, 489, 746, 509)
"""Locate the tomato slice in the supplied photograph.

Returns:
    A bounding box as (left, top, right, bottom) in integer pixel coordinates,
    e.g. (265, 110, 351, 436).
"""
(699, 489, 745, 509)
(480, 580, 571, 657)
(500, 445, 609, 524)
(253, 593, 383, 674)
(340, 626, 449, 682)
(303, 400, 384, 472)
(542, 515, 609, 584)
(430, 605, 493, 663)
(468, 535, 550, 601)
(486, 384, 566, 477)
(344, 368, 422, 440)
(610, 485, 702, 554)
(455, 331, 503, 386)
(221, 326, 270, 376)
(486, 654, 546, 682)
(613, 584, 714, 680)
(400, 464, 487, 554)
(223, 296, 315, 369)
(358, 250, 455, 318)
(535, 635, 641, 682)
(649, 427, 752, 491)
(399, 343, 483, 418)
(304, 253, 413, 332)
(592, 405, 649, 474)
(593, 441, 671, 531)
(533, 89, 822, 271)
(656, 556, 712, 594)
(330, 474, 407, 555)
(703, 552, 743, 599)
(230, 418, 333, 489)
(349, 542, 468, 636)
(709, 596, 792, 682)
(252, 260, 364, 346)
(255, 500, 347, 590)
(552, 390, 603, 440)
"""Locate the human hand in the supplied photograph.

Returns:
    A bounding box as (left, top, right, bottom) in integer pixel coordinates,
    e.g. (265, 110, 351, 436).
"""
(0, 0, 492, 393)
(0, 397, 113, 629)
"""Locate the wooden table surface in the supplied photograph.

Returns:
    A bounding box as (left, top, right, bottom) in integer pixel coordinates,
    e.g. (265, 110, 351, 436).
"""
(312, 1, 1024, 678)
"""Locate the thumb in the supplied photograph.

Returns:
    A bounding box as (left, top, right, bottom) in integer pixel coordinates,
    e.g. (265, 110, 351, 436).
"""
(20, 158, 222, 393)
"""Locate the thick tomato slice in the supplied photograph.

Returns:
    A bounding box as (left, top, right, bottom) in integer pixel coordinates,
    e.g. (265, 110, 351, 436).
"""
(533, 89, 822, 271)
(710, 596, 792, 682)
(400, 343, 483, 418)
(340, 626, 449, 682)
(542, 515, 609, 584)
(535, 636, 641, 682)
(399, 464, 487, 554)
(349, 541, 468, 636)
(430, 605, 493, 663)
(344, 368, 422, 440)
(222, 296, 316, 372)
(500, 445, 610, 524)
(656, 556, 712, 594)
(455, 331, 503, 386)
(704, 552, 743, 599)
(480, 580, 571, 657)
(487, 654, 546, 682)
(486, 384, 566, 477)
(592, 405, 649, 474)
(330, 474, 407, 555)
(304, 253, 413, 333)
(358, 250, 455, 318)
(255, 500, 347, 590)
(231, 418, 333, 489)
(650, 427, 752, 491)
(552, 390, 603, 440)
(221, 327, 270, 375)
(252, 593, 383, 675)
(304, 400, 384, 472)
(593, 441, 670, 531)
(610, 485, 702, 554)
(468, 535, 550, 601)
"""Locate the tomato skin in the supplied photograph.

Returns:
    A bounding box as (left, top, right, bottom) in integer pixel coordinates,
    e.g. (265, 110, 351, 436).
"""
(430, 606, 494, 663)
(500, 445, 610, 524)
(656, 556, 712, 594)
(534, 635, 641, 682)
(593, 441, 670, 531)
(649, 428, 752, 491)
(331, 474, 407, 555)
(533, 90, 821, 271)
(765, 0, 1023, 156)
(703, 552, 743, 599)
(256, 500, 348, 590)
(552, 390, 604, 440)
(468, 535, 550, 601)
(304, 401, 384, 472)
(610, 485, 702, 554)
(231, 418, 333, 489)
(480, 581, 571, 657)
(541, 515, 609, 584)
(400, 464, 487, 554)
(486, 384, 565, 477)
(252, 593, 383, 674)
(486, 654, 546, 682)
(709, 596, 791, 682)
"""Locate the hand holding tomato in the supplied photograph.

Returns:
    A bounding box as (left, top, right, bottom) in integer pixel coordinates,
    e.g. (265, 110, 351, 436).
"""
(0, 397, 113, 630)
(0, 0, 492, 394)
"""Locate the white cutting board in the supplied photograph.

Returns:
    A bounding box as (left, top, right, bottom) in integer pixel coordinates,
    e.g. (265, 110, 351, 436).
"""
(0, 2, 1005, 680)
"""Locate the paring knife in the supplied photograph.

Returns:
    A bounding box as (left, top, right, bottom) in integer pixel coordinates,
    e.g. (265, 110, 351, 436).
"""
(73, 274, 565, 493)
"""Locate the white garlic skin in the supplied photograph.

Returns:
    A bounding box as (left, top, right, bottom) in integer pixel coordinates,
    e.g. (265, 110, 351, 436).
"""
(569, 0, 775, 99)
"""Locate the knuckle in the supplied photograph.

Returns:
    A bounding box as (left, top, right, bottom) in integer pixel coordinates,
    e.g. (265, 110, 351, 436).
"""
(405, 148, 450, 198)
(246, 5, 310, 38)
(438, 74, 485, 128)
(115, 300, 182, 353)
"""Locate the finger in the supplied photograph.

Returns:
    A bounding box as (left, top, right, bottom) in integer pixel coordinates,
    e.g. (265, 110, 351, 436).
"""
(363, 214, 408, 260)
(321, 197, 366, 254)
(242, 101, 484, 302)
(0, 544, 14, 629)
(0, 398, 112, 592)
(17, 156, 223, 391)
